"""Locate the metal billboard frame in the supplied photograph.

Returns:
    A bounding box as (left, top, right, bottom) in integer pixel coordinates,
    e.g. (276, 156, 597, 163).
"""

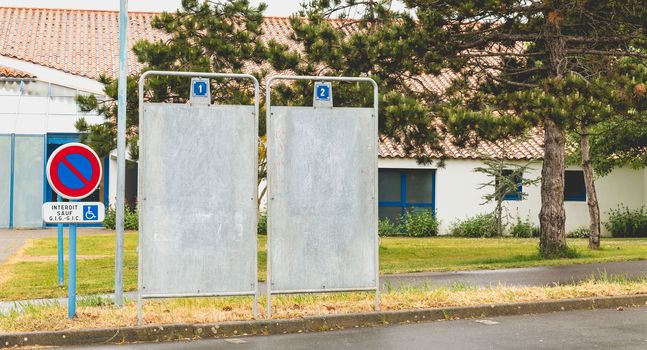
(265, 75, 379, 319)
(137, 71, 260, 324)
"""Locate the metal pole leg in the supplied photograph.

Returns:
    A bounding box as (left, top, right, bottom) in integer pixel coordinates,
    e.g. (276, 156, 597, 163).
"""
(57, 196, 64, 287)
(68, 223, 77, 319)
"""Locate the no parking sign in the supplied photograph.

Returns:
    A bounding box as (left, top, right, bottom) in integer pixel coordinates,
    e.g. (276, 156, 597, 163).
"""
(43, 143, 105, 224)
(46, 143, 102, 200)
(42, 142, 106, 319)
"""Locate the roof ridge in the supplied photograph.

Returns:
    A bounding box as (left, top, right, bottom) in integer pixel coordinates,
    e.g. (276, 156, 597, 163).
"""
(0, 7, 294, 19)
(0, 6, 161, 15)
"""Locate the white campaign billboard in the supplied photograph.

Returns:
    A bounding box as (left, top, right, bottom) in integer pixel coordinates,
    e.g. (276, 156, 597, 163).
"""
(139, 103, 257, 297)
(268, 106, 377, 292)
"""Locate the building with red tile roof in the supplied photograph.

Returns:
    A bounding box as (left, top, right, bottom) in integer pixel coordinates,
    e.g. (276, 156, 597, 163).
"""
(0, 7, 642, 233)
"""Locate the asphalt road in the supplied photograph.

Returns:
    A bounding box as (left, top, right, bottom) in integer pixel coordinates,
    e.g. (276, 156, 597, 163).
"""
(66, 306, 647, 350)
(381, 260, 647, 288)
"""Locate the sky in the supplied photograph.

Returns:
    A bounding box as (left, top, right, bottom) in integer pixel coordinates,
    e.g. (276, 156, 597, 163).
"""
(0, 0, 303, 16)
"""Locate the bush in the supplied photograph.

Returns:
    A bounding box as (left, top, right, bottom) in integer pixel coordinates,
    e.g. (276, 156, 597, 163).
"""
(509, 218, 540, 238)
(378, 217, 404, 237)
(258, 211, 267, 235)
(404, 210, 439, 237)
(378, 210, 439, 237)
(605, 205, 647, 237)
(103, 206, 138, 230)
(567, 226, 590, 238)
(450, 214, 498, 238)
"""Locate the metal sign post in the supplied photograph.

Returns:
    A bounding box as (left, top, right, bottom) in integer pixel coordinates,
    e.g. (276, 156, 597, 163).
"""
(44, 142, 104, 319)
(137, 71, 260, 325)
(57, 194, 64, 287)
(68, 210, 77, 319)
(115, 0, 129, 309)
(266, 75, 379, 319)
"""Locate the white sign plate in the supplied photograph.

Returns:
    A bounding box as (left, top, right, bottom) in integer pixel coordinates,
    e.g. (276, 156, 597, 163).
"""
(42, 202, 105, 224)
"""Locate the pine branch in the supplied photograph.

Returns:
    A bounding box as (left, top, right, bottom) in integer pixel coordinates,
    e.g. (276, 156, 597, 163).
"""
(565, 49, 647, 59)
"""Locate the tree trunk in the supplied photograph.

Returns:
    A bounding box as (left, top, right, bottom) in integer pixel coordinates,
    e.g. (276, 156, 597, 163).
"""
(495, 201, 504, 236)
(539, 118, 567, 256)
(580, 124, 601, 249)
(539, 14, 568, 257)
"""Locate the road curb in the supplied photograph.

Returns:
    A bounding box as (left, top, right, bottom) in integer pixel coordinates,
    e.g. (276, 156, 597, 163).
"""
(2, 294, 647, 348)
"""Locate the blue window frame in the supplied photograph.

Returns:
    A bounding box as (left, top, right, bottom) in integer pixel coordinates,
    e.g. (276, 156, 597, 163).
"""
(378, 169, 436, 225)
(501, 169, 523, 201)
(564, 170, 586, 201)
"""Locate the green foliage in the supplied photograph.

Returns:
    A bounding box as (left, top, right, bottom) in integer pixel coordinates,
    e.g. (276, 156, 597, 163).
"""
(283, 0, 646, 256)
(404, 210, 439, 237)
(567, 227, 591, 239)
(103, 206, 139, 230)
(510, 218, 540, 238)
(449, 214, 498, 238)
(378, 218, 403, 237)
(257, 211, 267, 235)
(77, 0, 268, 158)
(605, 206, 647, 238)
(563, 59, 647, 174)
(474, 157, 539, 236)
(378, 210, 439, 237)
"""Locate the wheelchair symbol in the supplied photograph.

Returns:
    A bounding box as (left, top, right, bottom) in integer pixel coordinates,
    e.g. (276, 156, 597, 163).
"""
(84, 205, 98, 221)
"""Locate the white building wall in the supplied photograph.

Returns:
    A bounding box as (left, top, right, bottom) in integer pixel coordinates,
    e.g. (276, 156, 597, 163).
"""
(564, 166, 645, 235)
(379, 158, 646, 236)
(0, 63, 107, 228)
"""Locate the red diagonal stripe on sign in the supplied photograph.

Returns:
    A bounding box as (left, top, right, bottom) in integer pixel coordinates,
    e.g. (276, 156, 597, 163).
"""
(60, 156, 90, 186)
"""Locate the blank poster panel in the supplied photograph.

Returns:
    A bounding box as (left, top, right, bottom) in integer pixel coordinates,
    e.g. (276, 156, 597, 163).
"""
(140, 103, 257, 297)
(269, 106, 377, 292)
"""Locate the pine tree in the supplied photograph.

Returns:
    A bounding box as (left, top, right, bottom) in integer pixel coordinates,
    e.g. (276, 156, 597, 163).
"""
(76, 0, 268, 159)
(275, 0, 647, 257)
(566, 58, 647, 248)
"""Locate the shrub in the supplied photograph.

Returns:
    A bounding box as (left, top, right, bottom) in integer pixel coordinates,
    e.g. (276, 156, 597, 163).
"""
(605, 205, 647, 237)
(450, 214, 498, 238)
(103, 205, 138, 230)
(378, 210, 439, 237)
(258, 211, 267, 235)
(404, 210, 439, 237)
(567, 226, 590, 238)
(378, 218, 404, 237)
(509, 218, 539, 238)
(103, 207, 116, 230)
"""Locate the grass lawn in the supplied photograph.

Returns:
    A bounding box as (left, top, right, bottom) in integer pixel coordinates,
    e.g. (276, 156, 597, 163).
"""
(1, 233, 646, 301)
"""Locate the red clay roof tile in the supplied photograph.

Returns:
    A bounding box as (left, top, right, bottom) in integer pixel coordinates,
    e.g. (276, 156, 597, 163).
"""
(0, 7, 544, 160)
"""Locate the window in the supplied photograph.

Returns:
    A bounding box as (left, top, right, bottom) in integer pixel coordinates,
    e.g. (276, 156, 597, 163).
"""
(378, 169, 435, 225)
(499, 169, 523, 201)
(564, 170, 586, 201)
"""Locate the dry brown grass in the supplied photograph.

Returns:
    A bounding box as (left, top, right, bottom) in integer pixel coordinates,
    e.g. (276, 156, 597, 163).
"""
(0, 239, 33, 285)
(2, 277, 647, 333)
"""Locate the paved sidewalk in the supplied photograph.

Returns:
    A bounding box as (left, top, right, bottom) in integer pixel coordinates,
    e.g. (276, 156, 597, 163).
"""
(0, 228, 112, 264)
(1, 260, 645, 316)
